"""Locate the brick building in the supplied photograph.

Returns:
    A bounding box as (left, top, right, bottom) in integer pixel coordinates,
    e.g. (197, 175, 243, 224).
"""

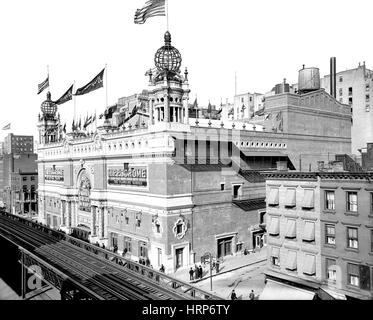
(262, 171, 373, 300)
(0, 133, 38, 217)
(4, 133, 34, 154)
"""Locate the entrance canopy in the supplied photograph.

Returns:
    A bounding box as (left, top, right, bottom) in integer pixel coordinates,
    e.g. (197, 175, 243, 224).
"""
(259, 279, 316, 300)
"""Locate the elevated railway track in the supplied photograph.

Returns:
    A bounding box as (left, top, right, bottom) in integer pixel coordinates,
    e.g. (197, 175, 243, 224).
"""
(0, 211, 221, 300)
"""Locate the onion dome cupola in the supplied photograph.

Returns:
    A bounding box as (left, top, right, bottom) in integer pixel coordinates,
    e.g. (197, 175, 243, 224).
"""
(40, 91, 58, 120)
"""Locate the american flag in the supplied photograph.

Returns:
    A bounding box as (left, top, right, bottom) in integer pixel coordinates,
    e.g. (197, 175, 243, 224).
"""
(134, 0, 166, 24)
(38, 76, 49, 95)
(2, 123, 11, 130)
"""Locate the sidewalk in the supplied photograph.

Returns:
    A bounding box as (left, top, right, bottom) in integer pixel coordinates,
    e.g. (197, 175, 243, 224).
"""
(173, 248, 267, 284)
(0, 278, 21, 300)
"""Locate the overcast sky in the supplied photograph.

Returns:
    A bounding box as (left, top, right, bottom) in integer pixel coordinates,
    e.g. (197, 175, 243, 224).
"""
(0, 0, 372, 140)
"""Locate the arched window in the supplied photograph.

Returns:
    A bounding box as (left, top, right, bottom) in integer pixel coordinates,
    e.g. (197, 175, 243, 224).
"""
(78, 171, 91, 212)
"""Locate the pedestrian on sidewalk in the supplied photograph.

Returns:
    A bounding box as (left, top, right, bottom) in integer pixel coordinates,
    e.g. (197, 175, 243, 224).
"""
(215, 261, 220, 273)
(194, 265, 198, 279)
(230, 289, 237, 300)
(159, 264, 165, 273)
(249, 290, 255, 300)
(189, 267, 194, 281)
(198, 265, 203, 279)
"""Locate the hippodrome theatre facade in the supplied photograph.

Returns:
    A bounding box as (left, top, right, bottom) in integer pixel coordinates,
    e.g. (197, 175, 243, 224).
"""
(36, 32, 352, 273)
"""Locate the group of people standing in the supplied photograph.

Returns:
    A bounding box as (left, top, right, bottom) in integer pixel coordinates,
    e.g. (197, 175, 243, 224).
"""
(230, 289, 256, 300)
(189, 265, 203, 281)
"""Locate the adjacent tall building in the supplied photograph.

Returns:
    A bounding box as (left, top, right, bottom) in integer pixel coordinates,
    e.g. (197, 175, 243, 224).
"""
(0, 133, 38, 217)
(262, 168, 373, 300)
(321, 61, 373, 157)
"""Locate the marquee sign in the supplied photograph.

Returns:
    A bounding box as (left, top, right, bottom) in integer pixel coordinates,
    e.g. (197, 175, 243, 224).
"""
(108, 166, 147, 187)
(45, 167, 64, 182)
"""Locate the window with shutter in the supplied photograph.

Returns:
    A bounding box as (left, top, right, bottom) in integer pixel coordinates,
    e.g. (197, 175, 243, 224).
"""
(285, 189, 296, 207)
(268, 217, 280, 236)
(303, 222, 315, 242)
(268, 188, 279, 206)
(285, 219, 296, 239)
(302, 189, 314, 209)
(285, 251, 297, 271)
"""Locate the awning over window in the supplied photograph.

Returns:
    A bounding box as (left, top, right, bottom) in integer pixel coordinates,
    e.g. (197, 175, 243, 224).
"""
(271, 246, 280, 257)
(285, 189, 296, 207)
(302, 189, 314, 208)
(303, 254, 316, 276)
(285, 250, 297, 271)
(285, 219, 296, 238)
(259, 279, 315, 300)
(268, 188, 279, 206)
(303, 222, 315, 242)
(268, 217, 280, 236)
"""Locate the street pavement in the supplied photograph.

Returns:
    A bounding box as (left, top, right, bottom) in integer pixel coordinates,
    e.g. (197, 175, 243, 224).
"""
(172, 247, 268, 300)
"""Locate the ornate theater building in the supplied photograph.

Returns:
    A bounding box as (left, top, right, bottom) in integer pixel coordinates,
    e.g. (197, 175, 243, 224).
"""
(36, 32, 352, 273)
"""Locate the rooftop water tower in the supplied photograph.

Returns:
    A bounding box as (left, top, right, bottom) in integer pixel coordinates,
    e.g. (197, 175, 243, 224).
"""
(298, 65, 320, 94)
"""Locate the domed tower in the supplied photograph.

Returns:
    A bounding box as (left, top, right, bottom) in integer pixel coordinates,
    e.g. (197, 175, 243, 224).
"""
(37, 91, 61, 144)
(147, 31, 190, 126)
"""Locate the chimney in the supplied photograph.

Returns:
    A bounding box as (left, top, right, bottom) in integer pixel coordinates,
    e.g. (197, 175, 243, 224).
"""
(330, 57, 337, 98)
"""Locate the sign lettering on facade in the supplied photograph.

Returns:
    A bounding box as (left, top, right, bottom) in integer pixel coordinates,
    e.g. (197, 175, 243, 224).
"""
(45, 167, 64, 182)
(108, 166, 147, 187)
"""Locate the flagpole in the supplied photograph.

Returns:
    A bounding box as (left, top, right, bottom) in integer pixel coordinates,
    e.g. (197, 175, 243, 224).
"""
(166, 0, 169, 31)
(105, 63, 108, 108)
(73, 80, 76, 124)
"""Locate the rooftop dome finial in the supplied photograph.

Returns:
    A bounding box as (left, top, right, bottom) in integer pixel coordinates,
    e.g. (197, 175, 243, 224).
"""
(154, 31, 182, 73)
(164, 31, 171, 46)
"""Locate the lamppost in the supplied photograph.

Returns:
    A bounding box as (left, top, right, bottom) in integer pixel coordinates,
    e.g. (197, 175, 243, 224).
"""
(202, 252, 213, 291)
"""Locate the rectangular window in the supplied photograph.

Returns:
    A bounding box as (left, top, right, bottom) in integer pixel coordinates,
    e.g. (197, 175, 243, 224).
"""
(303, 221, 315, 243)
(302, 189, 314, 209)
(271, 247, 280, 267)
(220, 183, 225, 191)
(22, 177, 27, 181)
(285, 251, 297, 271)
(284, 189, 296, 208)
(339, 76, 343, 82)
(339, 88, 343, 96)
(366, 83, 370, 91)
(268, 188, 279, 206)
(124, 237, 132, 253)
(30, 176, 35, 181)
(348, 97, 353, 105)
(348, 87, 353, 96)
(347, 227, 358, 249)
(326, 258, 337, 281)
(136, 218, 141, 227)
(268, 217, 280, 236)
(139, 242, 148, 258)
(233, 184, 241, 199)
(325, 224, 336, 245)
(346, 192, 358, 212)
(285, 219, 296, 239)
(347, 263, 359, 287)
(366, 105, 370, 112)
(303, 254, 316, 276)
(125, 216, 129, 225)
(325, 190, 335, 210)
